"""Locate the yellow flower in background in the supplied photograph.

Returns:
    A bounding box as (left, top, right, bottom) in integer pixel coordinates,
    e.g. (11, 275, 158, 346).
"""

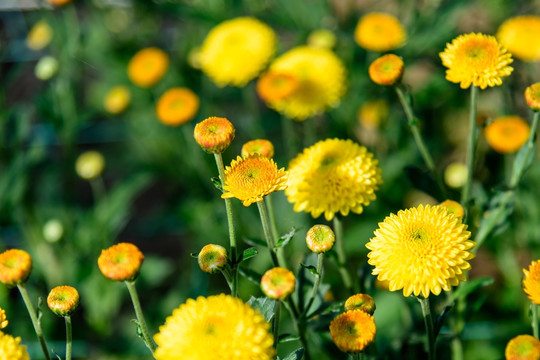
(523, 260, 540, 305)
(440, 33, 513, 89)
(156, 88, 200, 126)
(98, 243, 144, 282)
(0, 249, 32, 287)
(199, 17, 276, 87)
(0, 307, 8, 329)
(127, 47, 169, 88)
(368, 54, 405, 86)
(484, 115, 530, 154)
(497, 16, 540, 62)
(154, 294, 274, 360)
(505, 334, 540, 360)
(241, 139, 275, 158)
(366, 204, 475, 298)
(222, 155, 287, 207)
(357, 99, 388, 130)
(286, 139, 382, 221)
(47, 286, 80, 317)
(75, 151, 105, 180)
(104, 86, 131, 114)
(307, 29, 337, 50)
(444, 162, 467, 189)
(0, 332, 30, 360)
(354, 12, 406, 52)
(45, 0, 72, 6)
(525, 83, 540, 112)
(256, 72, 298, 103)
(329, 310, 376, 353)
(26, 20, 53, 51)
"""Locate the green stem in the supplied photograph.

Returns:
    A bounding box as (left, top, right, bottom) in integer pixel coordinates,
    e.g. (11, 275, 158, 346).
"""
(533, 303, 539, 339)
(17, 284, 51, 360)
(65, 315, 72, 360)
(125, 281, 157, 353)
(451, 337, 464, 360)
(265, 194, 287, 269)
(282, 299, 311, 360)
(333, 216, 355, 294)
(272, 300, 281, 355)
(257, 200, 280, 267)
(303, 253, 324, 318)
(510, 112, 539, 187)
(418, 296, 436, 360)
(461, 85, 479, 217)
(282, 115, 297, 160)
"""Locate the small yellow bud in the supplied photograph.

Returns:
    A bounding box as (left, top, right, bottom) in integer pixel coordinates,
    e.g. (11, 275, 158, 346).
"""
(35, 56, 59, 81)
(444, 162, 467, 189)
(42, 219, 64, 243)
(198, 244, 228, 274)
(75, 151, 105, 180)
(344, 293, 376, 315)
(260, 267, 296, 300)
(307, 29, 337, 50)
(525, 83, 540, 112)
(306, 225, 335, 253)
(241, 139, 275, 158)
(104, 86, 131, 114)
(98, 243, 144, 282)
(193, 117, 235, 154)
(26, 20, 53, 51)
(0, 249, 32, 287)
(47, 286, 80, 317)
(368, 54, 404, 86)
(439, 200, 465, 218)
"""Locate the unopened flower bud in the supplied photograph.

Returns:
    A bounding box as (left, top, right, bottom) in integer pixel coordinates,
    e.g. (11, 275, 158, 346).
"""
(261, 267, 296, 300)
(193, 117, 235, 154)
(98, 243, 144, 282)
(307, 29, 337, 50)
(525, 83, 540, 112)
(104, 86, 131, 114)
(42, 219, 64, 243)
(241, 139, 274, 158)
(505, 334, 540, 360)
(0, 249, 32, 287)
(344, 293, 376, 315)
(75, 151, 105, 180)
(47, 286, 79, 317)
(369, 54, 404, 86)
(198, 244, 228, 274)
(439, 200, 465, 218)
(444, 162, 467, 189)
(35, 56, 59, 80)
(306, 225, 335, 253)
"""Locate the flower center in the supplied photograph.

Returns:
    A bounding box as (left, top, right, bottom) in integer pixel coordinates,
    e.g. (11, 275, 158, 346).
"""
(410, 228, 430, 242)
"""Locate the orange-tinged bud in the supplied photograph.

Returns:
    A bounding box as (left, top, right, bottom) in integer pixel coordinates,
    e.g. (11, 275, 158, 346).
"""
(261, 267, 296, 300)
(241, 139, 274, 158)
(198, 244, 228, 274)
(344, 293, 376, 315)
(306, 224, 335, 253)
(0, 249, 32, 286)
(98, 243, 144, 282)
(47, 286, 80, 317)
(369, 54, 404, 86)
(525, 83, 540, 112)
(193, 117, 235, 154)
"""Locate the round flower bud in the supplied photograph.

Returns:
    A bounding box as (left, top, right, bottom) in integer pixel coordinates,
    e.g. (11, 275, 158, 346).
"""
(75, 151, 105, 180)
(198, 244, 228, 274)
(0, 307, 8, 329)
(104, 86, 131, 115)
(42, 219, 64, 243)
(306, 225, 335, 253)
(525, 83, 540, 112)
(98, 243, 144, 282)
(369, 54, 404, 86)
(330, 310, 376, 353)
(444, 162, 467, 189)
(505, 334, 540, 360)
(307, 29, 337, 50)
(261, 267, 296, 300)
(241, 139, 274, 158)
(344, 293, 376, 315)
(35, 56, 59, 81)
(47, 286, 79, 317)
(439, 200, 465, 218)
(26, 20, 53, 51)
(193, 117, 235, 154)
(0, 249, 32, 287)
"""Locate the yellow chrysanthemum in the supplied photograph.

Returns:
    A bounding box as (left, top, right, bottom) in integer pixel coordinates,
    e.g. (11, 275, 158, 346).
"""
(156, 88, 200, 126)
(440, 33, 513, 89)
(154, 294, 275, 360)
(199, 17, 276, 87)
(241, 139, 274, 158)
(127, 47, 169, 88)
(264, 46, 346, 120)
(484, 115, 530, 154)
(329, 310, 376, 353)
(222, 155, 288, 207)
(354, 12, 406, 52)
(47, 286, 80, 317)
(0, 249, 32, 286)
(523, 260, 540, 305)
(366, 204, 475, 298)
(497, 16, 540, 62)
(286, 138, 382, 221)
(256, 72, 298, 103)
(307, 29, 337, 50)
(98, 242, 144, 282)
(525, 83, 540, 112)
(104, 86, 131, 114)
(26, 20, 53, 51)
(0, 308, 8, 329)
(506, 334, 540, 360)
(0, 331, 30, 360)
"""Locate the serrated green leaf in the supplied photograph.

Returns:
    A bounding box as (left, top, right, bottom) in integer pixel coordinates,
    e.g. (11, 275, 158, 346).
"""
(239, 247, 259, 263)
(282, 348, 305, 360)
(278, 333, 300, 343)
(301, 263, 319, 276)
(274, 227, 297, 249)
(239, 266, 262, 285)
(450, 277, 494, 302)
(247, 297, 276, 322)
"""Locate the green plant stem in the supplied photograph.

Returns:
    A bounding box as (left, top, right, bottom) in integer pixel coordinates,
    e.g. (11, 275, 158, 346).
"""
(273, 300, 281, 354)
(257, 200, 280, 267)
(65, 315, 72, 360)
(461, 85, 479, 217)
(533, 303, 539, 339)
(333, 216, 355, 294)
(282, 299, 311, 360)
(510, 112, 539, 187)
(418, 296, 436, 360)
(265, 194, 287, 269)
(282, 115, 297, 160)
(125, 280, 157, 353)
(303, 253, 324, 318)
(17, 284, 51, 360)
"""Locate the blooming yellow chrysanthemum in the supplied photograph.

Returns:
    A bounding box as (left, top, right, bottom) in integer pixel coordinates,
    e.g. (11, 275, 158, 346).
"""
(26, 20, 53, 51)
(222, 155, 288, 207)
(354, 12, 406, 52)
(505, 334, 540, 360)
(47, 286, 80, 317)
(484, 115, 530, 154)
(104, 86, 131, 114)
(156, 88, 200, 126)
(127, 47, 169, 88)
(0, 331, 30, 360)
(497, 16, 540, 62)
(329, 310, 376, 353)
(366, 204, 475, 298)
(440, 33, 513, 89)
(286, 138, 382, 221)
(523, 260, 540, 305)
(0, 307, 8, 329)
(154, 294, 274, 360)
(98, 242, 144, 282)
(264, 46, 346, 120)
(0, 249, 32, 286)
(199, 17, 276, 87)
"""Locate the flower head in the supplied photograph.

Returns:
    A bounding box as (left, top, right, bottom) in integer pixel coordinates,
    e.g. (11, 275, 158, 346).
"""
(75, 151, 105, 180)
(366, 204, 475, 298)
(43, 219, 64, 243)
(26, 20, 53, 51)
(241, 139, 274, 158)
(306, 224, 335, 253)
(154, 294, 274, 360)
(369, 54, 404, 86)
(198, 244, 228, 274)
(98, 243, 144, 282)
(344, 294, 376, 315)
(263, 46, 346, 120)
(307, 29, 337, 50)
(156, 88, 199, 126)
(484, 115, 530, 154)
(525, 83, 540, 112)
(261, 267, 296, 300)
(193, 116, 235, 154)
(523, 260, 540, 305)
(505, 334, 540, 360)
(222, 155, 287, 207)
(47, 286, 80, 317)
(200, 17, 276, 87)
(127, 47, 169, 88)
(497, 16, 540, 62)
(286, 138, 382, 221)
(104, 86, 131, 114)
(439, 200, 465, 218)
(440, 33, 513, 89)
(0, 332, 30, 360)
(0, 307, 8, 329)
(444, 162, 468, 189)
(256, 72, 298, 103)
(354, 12, 406, 52)
(35, 56, 59, 81)
(329, 310, 376, 353)
(0, 249, 32, 286)
(45, 0, 72, 5)
(357, 99, 388, 130)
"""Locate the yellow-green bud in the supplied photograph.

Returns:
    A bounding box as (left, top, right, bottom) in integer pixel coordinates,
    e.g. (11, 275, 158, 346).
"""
(198, 244, 228, 274)
(261, 267, 296, 300)
(344, 293, 376, 315)
(306, 225, 335, 253)
(47, 286, 80, 317)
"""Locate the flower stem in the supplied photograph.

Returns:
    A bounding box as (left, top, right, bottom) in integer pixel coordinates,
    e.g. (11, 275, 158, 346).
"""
(257, 200, 280, 267)
(265, 194, 288, 269)
(510, 111, 539, 188)
(17, 284, 51, 360)
(333, 216, 355, 294)
(461, 85, 479, 218)
(282, 299, 311, 360)
(533, 303, 539, 339)
(418, 296, 436, 360)
(65, 315, 72, 360)
(125, 280, 156, 353)
(303, 253, 324, 318)
(272, 300, 281, 354)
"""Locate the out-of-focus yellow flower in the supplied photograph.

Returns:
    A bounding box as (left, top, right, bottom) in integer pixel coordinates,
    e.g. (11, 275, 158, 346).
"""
(261, 267, 296, 300)
(523, 260, 540, 305)
(0, 249, 32, 287)
(104, 86, 131, 115)
(439, 199, 465, 218)
(256, 72, 298, 103)
(305, 224, 335, 253)
(444, 162, 468, 189)
(45, 0, 72, 6)
(505, 334, 540, 360)
(156, 88, 199, 126)
(330, 310, 376, 353)
(354, 12, 406, 52)
(344, 294, 376, 315)
(369, 54, 404, 86)
(307, 29, 337, 50)
(440, 33, 513, 89)
(484, 115, 530, 154)
(357, 100, 388, 130)
(525, 83, 540, 112)
(26, 20, 53, 51)
(198, 244, 227, 274)
(98, 243, 144, 282)
(241, 139, 274, 158)
(199, 17, 276, 87)
(0, 332, 30, 360)
(47, 286, 79, 317)
(35, 56, 59, 81)
(75, 151, 105, 180)
(193, 116, 235, 154)
(497, 16, 540, 62)
(0, 307, 8, 329)
(127, 47, 169, 88)
(42, 219, 64, 243)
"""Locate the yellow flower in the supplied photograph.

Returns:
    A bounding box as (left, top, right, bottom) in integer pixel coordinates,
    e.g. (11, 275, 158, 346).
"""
(222, 155, 288, 207)
(525, 83, 540, 112)
(523, 260, 540, 305)
(366, 204, 475, 298)
(261, 267, 296, 300)
(357, 100, 388, 130)
(264, 46, 346, 120)
(505, 334, 540, 360)
(440, 33, 513, 89)
(104, 86, 131, 114)
(198, 244, 228, 274)
(0, 249, 32, 287)
(0, 332, 30, 360)
(26, 20, 53, 51)
(127, 47, 169, 88)
(256, 72, 298, 103)
(354, 12, 406, 52)
(329, 310, 376, 353)
(98, 243, 144, 282)
(0, 307, 8, 329)
(199, 17, 276, 87)
(241, 139, 275, 158)
(286, 138, 382, 221)
(193, 116, 235, 154)
(47, 286, 80, 317)
(484, 115, 530, 154)
(305, 224, 335, 253)
(156, 88, 200, 126)
(444, 162, 468, 189)
(368, 54, 405, 86)
(497, 16, 540, 62)
(75, 151, 105, 180)
(307, 29, 337, 50)
(154, 294, 274, 360)
(439, 199, 465, 218)
(344, 294, 376, 315)
(45, 0, 72, 5)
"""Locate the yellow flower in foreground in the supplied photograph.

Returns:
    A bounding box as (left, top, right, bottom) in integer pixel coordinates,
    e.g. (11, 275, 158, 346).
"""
(366, 204, 475, 298)
(0, 249, 32, 286)
(222, 155, 287, 207)
(506, 334, 540, 360)
(156, 88, 199, 126)
(127, 47, 169, 88)
(484, 115, 530, 154)
(523, 260, 540, 305)
(256, 72, 298, 103)
(440, 33, 513, 89)
(26, 20, 53, 51)
(354, 12, 406, 52)
(525, 83, 540, 112)
(75, 151, 105, 180)
(0, 332, 30, 360)
(265, 46, 346, 120)
(47, 286, 80, 317)
(286, 139, 382, 221)
(104, 86, 131, 114)
(200, 17, 276, 87)
(369, 54, 404, 86)
(154, 294, 274, 360)
(241, 139, 274, 158)
(193, 116, 235, 154)
(0, 307, 8, 329)
(261, 267, 296, 300)
(98, 243, 144, 282)
(330, 310, 376, 353)
(497, 16, 540, 62)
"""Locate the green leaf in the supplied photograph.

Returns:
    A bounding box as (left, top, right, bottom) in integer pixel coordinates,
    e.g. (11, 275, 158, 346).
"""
(190, 252, 199, 258)
(450, 277, 494, 302)
(434, 305, 453, 337)
(243, 237, 266, 247)
(211, 177, 223, 192)
(282, 348, 305, 360)
(247, 297, 276, 322)
(239, 266, 262, 285)
(274, 227, 297, 249)
(238, 247, 259, 263)
(131, 319, 144, 340)
(278, 333, 300, 343)
(513, 141, 536, 179)
(301, 263, 319, 276)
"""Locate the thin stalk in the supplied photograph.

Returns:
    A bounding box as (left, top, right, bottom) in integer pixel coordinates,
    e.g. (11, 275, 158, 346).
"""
(510, 112, 539, 187)
(533, 303, 539, 339)
(272, 300, 281, 354)
(461, 85, 479, 217)
(418, 296, 436, 360)
(257, 200, 280, 267)
(265, 194, 287, 269)
(125, 281, 156, 353)
(333, 216, 355, 294)
(65, 315, 72, 360)
(282, 299, 311, 360)
(302, 253, 324, 317)
(17, 284, 51, 360)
